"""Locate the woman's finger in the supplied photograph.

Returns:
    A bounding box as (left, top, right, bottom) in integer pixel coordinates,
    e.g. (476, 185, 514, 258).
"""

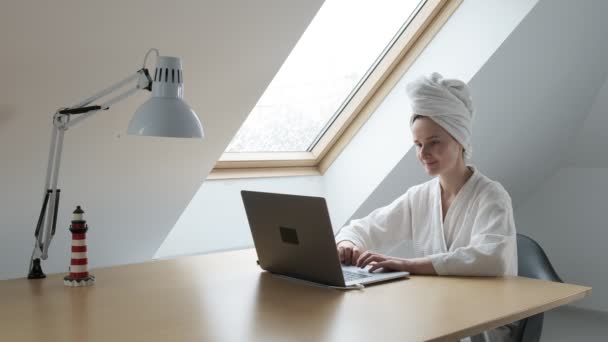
(356, 251, 370, 267)
(338, 247, 345, 263)
(356, 251, 374, 267)
(352, 248, 361, 265)
(344, 247, 353, 265)
(359, 254, 386, 268)
(368, 261, 389, 273)
(369, 260, 401, 273)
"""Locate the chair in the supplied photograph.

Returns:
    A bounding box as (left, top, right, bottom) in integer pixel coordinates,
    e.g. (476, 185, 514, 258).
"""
(514, 233, 563, 342)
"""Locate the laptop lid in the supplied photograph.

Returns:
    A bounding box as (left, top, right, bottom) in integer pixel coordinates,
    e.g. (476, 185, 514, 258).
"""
(241, 190, 346, 287)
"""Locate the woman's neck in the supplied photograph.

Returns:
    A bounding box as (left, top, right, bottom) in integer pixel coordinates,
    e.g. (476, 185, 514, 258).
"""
(439, 163, 473, 198)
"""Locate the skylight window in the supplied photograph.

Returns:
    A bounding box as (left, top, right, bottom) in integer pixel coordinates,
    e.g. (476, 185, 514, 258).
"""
(225, 0, 423, 153)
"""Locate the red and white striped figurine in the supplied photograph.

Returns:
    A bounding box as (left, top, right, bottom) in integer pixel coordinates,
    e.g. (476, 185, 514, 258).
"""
(64, 206, 95, 287)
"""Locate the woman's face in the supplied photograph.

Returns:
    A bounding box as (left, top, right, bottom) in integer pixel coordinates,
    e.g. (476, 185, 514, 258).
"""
(412, 116, 463, 176)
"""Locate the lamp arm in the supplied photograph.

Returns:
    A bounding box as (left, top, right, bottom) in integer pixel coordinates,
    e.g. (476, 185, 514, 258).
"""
(28, 68, 153, 278)
(70, 69, 151, 110)
(65, 69, 152, 129)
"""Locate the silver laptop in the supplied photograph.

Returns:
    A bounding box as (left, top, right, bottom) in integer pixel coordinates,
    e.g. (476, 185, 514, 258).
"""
(241, 190, 409, 288)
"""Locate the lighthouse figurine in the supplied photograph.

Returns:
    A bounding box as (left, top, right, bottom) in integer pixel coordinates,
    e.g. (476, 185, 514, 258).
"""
(64, 206, 95, 287)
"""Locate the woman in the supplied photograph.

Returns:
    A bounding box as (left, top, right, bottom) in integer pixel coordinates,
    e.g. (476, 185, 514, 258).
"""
(335, 73, 518, 342)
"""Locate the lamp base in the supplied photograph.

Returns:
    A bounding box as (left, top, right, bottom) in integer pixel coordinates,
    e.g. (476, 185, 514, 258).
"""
(28, 258, 46, 279)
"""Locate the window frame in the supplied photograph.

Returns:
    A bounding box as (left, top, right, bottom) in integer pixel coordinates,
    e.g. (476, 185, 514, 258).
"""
(210, 0, 462, 180)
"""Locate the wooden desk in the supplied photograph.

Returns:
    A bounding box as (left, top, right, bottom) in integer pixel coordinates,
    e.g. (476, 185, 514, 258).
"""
(0, 249, 591, 342)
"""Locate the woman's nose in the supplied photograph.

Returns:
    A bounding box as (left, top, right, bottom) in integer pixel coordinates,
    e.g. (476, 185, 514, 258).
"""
(420, 145, 431, 155)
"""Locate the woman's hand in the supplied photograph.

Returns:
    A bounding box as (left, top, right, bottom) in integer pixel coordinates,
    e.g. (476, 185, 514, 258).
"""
(337, 241, 362, 266)
(356, 251, 438, 275)
(356, 251, 410, 272)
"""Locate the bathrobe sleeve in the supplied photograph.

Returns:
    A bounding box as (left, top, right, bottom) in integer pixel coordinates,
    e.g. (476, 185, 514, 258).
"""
(335, 190, 413, 252)
(428, 184, 517, 276)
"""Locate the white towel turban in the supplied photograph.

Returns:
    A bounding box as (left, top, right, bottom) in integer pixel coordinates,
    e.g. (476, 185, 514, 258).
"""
(406, 72, 474, 160)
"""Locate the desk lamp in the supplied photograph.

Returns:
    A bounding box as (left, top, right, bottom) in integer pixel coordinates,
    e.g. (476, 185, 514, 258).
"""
(28, 48, 204, 279)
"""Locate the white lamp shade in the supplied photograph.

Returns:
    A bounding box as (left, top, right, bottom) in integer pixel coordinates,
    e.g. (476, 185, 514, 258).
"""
(129, 97, 203, 138)
(128, 55, 204, 138)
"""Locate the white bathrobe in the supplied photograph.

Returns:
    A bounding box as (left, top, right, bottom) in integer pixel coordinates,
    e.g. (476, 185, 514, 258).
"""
(335, 166, 518, 341)
(335, 166, 517, 277)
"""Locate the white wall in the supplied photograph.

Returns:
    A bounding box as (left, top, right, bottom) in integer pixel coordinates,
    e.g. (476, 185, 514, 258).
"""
(157, 0, 539, 256)
(0, 0, 324, 279)
(516, 74, 608, 312)
(516, 167, 608, 311)
(156, 176, 324, 259)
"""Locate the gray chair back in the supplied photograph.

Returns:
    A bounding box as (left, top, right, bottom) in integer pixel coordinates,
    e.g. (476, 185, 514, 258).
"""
(514, 233, 563, 342)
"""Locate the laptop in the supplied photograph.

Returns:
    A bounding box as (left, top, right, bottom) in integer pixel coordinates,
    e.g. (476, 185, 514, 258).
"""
(241, 190, 409, 288)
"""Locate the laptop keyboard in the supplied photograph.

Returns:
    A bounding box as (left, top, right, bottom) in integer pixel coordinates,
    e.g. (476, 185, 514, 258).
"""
(343, 270, 370, 282)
